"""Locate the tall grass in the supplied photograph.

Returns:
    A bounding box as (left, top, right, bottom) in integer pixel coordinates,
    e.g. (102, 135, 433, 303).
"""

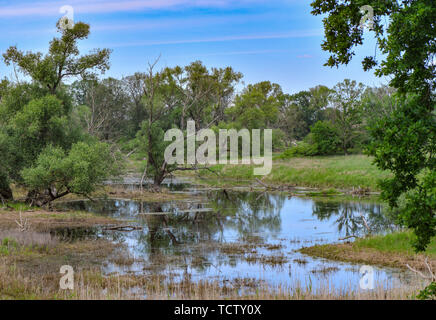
(354, 231, 436, 258)
(199, 155, 390, 190)
(0, 260, 424, 300)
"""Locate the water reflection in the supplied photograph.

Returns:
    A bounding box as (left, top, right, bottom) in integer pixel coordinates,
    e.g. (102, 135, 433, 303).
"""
(55, 191, 410, 290)
(312, 201, 397, 237)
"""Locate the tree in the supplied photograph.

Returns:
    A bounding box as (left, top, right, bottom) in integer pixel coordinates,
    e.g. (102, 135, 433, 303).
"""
(329, 79, 365, 154)
(135, 59, 178, 188)
(132, 60, 243, 189)
(71, 77, 129, 140)
(361, 85, 397, 128)
(280, 85, 331, 141)
(164, 61, 242, 130)
(21, 142, 120, 206)
(3, 21, 111, 94)
(0, 131, 13, 201)
(227, 81, 282, 129)
(311, 0, 435, 251)
(123, 72, 148, 137)
(310, 120, 341, 155)
(0, 20, 117, 205)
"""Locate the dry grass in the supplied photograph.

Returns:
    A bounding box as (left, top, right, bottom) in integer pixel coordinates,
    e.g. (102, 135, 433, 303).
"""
(0, 229, 428, 300)
(56, 185, 195, 202)
(300, 242, 436, 272)
(0, 258, 425, 300)
(0, 208, 117, 232)
(0, 230, 58, 249)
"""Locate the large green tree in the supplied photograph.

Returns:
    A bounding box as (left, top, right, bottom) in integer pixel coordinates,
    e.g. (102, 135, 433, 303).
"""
(227, 81, 282, 129)
(0, 20, 118, 205)
(311, 0, 435, 251)
(330, 79, 365, 154)
(3, 21, 111, 94)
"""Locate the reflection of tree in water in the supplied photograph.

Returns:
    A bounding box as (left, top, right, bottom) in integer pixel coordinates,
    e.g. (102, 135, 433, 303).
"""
(125, 191, 286, 272)
(312, 201, 396, 237)
(210, 190, 285, 237)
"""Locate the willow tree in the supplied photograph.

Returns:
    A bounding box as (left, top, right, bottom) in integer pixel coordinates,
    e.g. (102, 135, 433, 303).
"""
(0, 20, 117, 205)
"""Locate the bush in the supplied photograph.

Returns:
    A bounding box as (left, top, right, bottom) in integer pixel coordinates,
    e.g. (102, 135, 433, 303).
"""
(275, 141, 317, 159)
(310, 120, 341, 155)
(418, 282, 436, 300)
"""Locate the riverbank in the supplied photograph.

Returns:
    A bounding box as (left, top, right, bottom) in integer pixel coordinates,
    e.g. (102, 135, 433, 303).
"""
(299, 231, 436, 272)
(183, 155, 391, 192)
(1, 204, 423, 300)
(0, 177, 427, 300)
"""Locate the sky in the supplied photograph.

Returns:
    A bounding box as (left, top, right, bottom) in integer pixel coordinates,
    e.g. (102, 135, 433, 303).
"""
(0, 0, 389, 94)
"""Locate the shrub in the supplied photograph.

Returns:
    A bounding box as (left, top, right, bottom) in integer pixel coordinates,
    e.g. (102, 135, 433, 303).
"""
(310, 120, 341, 155)
(275, 141, 317, 159)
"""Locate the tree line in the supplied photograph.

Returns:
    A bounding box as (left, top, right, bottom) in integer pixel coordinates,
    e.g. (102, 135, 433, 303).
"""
(0, 20, 405, 202)
(0, 0, 434, 256)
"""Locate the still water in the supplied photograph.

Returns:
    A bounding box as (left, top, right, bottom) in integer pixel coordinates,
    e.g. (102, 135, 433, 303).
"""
(56, 188, 415, 291)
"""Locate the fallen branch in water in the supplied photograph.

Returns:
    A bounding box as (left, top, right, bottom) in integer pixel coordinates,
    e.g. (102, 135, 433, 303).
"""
(360, 214, 371, 233)
(338, 235, 360, 241)
(103, 225, 143, 232)
(406, 257, 436, 281)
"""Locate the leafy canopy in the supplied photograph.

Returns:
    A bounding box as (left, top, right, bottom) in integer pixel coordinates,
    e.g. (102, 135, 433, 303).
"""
(311, 0, 435, 251)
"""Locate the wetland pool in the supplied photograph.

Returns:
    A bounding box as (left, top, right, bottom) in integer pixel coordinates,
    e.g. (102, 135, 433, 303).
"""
(55, 187, 417, 292)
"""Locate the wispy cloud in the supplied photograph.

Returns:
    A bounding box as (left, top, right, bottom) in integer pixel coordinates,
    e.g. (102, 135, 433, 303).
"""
(0, 0, 266, 17)
(297, 54, 313, 59)
(104, 29, 323, 48)
(175, 49, 295, 58)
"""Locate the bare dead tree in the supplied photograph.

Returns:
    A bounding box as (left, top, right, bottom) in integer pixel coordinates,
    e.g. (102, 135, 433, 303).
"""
(406, 257, 436, 282)
(15, 211, 31, 232)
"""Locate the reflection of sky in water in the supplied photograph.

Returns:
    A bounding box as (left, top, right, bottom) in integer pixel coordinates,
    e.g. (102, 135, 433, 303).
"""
(57, 190, 417, 292)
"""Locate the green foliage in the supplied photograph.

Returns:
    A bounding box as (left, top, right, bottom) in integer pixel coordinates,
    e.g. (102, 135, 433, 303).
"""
(10, 95, 69, 164)
(227, 81, 281, 129)
(418, 282, 436, 300)
(368, 95, 435, 251)
(312, 0, 436, 251)
(0, 20, 116, 204)
(277, 120, 341, 158)
(21, 142, 121, 202)
(271, 129, 286, 152)
(3, 21, 111, 94)
(70, 77, 130, 140)
(276, 142, 317, 159)
(329, 79, 365, 154)
(310, 120, 341, 155)
(0, 131, 13, 200)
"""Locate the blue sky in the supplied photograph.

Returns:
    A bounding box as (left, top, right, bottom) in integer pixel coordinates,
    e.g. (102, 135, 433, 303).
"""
(0, 0, 388, 94)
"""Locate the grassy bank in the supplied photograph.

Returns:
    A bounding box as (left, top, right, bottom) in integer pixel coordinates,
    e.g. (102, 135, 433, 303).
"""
(194, 155, 390, 191)
(0, 258, 423, 300)
(299, 231, 436, 272)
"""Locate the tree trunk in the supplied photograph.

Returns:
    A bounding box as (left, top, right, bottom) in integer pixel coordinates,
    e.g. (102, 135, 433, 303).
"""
(0, 173, 13, 202)
(25, 188, 69, 207)
(0, 186, 13, 202)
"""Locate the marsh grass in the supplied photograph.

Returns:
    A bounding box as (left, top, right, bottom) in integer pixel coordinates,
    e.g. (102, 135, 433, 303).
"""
(300, 231, 436, 272)
(354, 231, 436, 257)
(0, 259, 424, 300)
(197, 155, 390, 191)
(0, 208, 117, 232)
(0, 230, 58, 252)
